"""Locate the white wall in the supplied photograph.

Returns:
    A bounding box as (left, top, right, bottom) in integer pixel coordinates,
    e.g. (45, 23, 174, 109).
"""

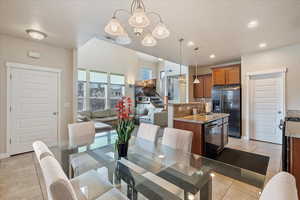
(241, 43, 300, 137)
(77, 38, 159, 100)
(0, 34, 74, 154)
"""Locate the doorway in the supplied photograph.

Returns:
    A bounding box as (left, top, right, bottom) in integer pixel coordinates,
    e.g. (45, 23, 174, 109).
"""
(249, 70, 285, 144)
(7, 63, 60, 155)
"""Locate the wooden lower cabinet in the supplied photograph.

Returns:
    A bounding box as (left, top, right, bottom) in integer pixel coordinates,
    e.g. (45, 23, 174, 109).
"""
(174, 120, 204, 155)
(290, 137, 300, 198)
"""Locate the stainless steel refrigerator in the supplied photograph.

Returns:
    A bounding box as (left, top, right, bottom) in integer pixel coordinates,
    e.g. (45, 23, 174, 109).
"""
(212, 84, 241, 138)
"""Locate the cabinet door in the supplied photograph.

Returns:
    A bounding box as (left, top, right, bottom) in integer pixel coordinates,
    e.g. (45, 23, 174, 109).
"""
(193, 76, 204, 98)
(225, 66, 240, 85)
(212, 68, 226, 85)
(204, 75, 212, 98)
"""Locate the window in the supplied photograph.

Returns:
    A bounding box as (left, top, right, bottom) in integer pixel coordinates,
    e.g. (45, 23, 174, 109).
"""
(89, 71, 108, 111)
(139, 68, 152, 80)
(77, 70, 87, 112)
(77, 69, 125, 112)
(109, 74, 125, 108)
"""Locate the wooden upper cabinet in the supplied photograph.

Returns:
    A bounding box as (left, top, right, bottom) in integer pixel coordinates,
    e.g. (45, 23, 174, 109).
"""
(225, 66, 240, 85)
(193, 76, 204, 98)
(212, 68, 226, 85)
(212, 64, 240, 86)
(193, 74, 212, 98)
(204, 75, 212, 98)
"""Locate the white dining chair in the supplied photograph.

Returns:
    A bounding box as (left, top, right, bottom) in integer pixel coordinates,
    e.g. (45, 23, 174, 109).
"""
(32, 141, 54, 162)
(136, 123, 160, 142)
(162, 127, 193, 153)
(68, 122, 101, 177)
(40, 156, 128, 200)
(259, 172, 298, 200)
(68, 121, 96, 148)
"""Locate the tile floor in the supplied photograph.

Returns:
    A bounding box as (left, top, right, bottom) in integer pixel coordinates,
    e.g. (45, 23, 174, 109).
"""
(0, 138, 282, 200)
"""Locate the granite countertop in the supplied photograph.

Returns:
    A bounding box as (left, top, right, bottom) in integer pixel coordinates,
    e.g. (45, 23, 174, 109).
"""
(174, 113, 230, 124)
(286, 121, 300, 138)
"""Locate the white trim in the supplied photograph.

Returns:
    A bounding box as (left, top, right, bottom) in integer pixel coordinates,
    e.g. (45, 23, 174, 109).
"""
(6, 62, 62, 73)
(245, 67, 287, 140)
(246, 67, 287, 76)
(0, 153, 9, 160)
(6, 62, 62, 156)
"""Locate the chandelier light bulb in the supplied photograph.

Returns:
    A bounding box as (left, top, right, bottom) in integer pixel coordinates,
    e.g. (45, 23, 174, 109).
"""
(104, 18, 124, 36)
(141, 34, 157, 47)
(152, 22, 170, 39)
(128, 8, 150, 28)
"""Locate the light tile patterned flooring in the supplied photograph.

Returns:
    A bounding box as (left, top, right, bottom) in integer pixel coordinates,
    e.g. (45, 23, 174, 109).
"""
(0, 138, 282, 200)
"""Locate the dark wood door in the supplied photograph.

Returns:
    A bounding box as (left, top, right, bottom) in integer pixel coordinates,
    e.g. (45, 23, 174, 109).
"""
(225, 66, 240, 85)
(204, 75, 212, 98)
(212, 68, 226, 85)
(193, 76, 204, 98)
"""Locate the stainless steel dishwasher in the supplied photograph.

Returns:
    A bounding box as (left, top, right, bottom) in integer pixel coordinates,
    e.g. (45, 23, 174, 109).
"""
(204, 119, 223, 158)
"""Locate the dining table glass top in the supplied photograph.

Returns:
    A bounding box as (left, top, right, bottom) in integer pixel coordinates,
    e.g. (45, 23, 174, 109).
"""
(51, 131, 265, 200)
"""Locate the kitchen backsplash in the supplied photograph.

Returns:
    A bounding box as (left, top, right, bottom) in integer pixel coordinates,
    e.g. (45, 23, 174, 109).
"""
(173, 102, 206, 117)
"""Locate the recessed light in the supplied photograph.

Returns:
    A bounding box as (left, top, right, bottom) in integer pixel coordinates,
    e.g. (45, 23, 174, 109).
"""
(210, 54, 216, 59)
(259, 43, 267, 48)
(158, 58, 163, 61)
(187, 41, 195, 47)
(247, 20, 259, 28)
(26, 29, 47, 40)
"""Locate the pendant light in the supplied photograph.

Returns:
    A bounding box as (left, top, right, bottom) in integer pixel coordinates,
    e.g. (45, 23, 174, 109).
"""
(152, 22, 170, 39)
(193, 64, 200, 84)
(178, 38, 185, 83)
(193, 47, 200, 84)
(141, 33, 157, 46)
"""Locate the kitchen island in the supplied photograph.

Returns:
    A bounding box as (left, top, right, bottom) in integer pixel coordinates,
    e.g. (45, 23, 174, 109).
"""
(174, 113, 229, 156)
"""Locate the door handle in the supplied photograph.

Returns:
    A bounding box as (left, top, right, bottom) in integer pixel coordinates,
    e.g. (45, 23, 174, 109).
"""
(278, 111, 282, 114)
(53, 112, 58, 115)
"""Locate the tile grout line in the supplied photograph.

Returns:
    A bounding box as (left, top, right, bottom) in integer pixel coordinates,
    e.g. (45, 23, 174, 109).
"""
(220, 181, 234, 200)
(32, 153, 46, 200)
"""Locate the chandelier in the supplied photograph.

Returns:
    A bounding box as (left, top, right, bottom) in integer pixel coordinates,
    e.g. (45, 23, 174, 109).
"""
(104, 0, 170, 47)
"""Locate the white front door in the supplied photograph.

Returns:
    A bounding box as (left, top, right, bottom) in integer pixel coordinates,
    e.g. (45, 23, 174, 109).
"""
(250, 73, 284, 144)
(9, 65, 59, 155)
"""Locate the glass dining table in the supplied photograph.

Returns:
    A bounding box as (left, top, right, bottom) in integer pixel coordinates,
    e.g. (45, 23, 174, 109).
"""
(51, 131, 265, 200)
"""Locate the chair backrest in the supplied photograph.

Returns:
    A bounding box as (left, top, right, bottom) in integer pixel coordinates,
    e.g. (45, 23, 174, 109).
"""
(162, 128, 193, 153)
(32, 141, 54, 162)
(137, 123, 160, 142)
(68, 121, 96, 148)
(259, 172, 298, 200)
(40, 156, 78, 200)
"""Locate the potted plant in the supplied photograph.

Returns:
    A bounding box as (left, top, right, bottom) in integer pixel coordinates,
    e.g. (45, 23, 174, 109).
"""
(115, 96, 135, 158)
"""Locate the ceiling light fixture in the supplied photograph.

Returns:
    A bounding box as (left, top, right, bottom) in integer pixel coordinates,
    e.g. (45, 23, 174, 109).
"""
(26, 29, 47, 40)
(104, 0, 170, 46)
(210, 54, 216, 59)
(178, 38, 186, 83)
(259, 42, 267, 48)
(187, 41, 195, 47)
(247, 20, 259, 28)
(193, 47, 200, 84)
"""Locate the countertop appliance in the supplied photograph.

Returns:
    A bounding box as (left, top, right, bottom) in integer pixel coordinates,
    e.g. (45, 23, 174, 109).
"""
(212, 84, 241, 138)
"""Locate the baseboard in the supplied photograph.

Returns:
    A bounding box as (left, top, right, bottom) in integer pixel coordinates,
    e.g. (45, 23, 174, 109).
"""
(0, 153, 9, 159)
(242, 136, 250, 140)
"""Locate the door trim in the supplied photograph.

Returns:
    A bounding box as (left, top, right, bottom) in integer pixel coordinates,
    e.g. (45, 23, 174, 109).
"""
(245, 67, 287, 140)
(6, 62, 62, 156)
